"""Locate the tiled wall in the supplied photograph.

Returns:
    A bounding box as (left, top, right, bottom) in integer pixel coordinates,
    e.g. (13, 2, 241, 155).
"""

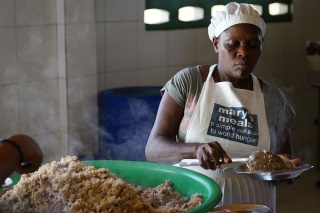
(0, 0, 319, 165)
(0, 0, 98, 162)
(64, 0, 99, 160)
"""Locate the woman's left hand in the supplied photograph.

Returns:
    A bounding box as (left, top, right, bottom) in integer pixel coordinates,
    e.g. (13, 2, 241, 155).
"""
(271, 154, 301, 187)
(277, 154, 301, 166)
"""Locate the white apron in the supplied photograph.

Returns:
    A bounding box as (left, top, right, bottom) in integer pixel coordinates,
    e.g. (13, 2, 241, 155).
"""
(183, 65, 276, 211)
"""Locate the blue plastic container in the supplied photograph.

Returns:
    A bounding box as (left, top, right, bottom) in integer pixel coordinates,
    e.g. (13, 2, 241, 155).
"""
(98, 86, 162, 161)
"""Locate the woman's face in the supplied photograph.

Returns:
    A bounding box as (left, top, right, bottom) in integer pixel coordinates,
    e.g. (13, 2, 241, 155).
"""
(213, 24, 263, 79)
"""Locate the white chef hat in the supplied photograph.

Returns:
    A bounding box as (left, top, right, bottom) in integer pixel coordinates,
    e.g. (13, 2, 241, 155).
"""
(208, 2, 266, 41)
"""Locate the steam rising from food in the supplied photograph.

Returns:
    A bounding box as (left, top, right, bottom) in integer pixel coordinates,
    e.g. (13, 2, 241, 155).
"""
(96, 97, 160, 161)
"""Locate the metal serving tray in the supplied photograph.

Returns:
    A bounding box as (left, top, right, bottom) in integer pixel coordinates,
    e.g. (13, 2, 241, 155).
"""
(234, 164, 314, 181)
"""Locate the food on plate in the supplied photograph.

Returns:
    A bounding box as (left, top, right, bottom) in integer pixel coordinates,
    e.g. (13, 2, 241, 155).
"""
(0, 156, 203, 213)
(246, 150, 296, 172)
(278, 155, 296, 170)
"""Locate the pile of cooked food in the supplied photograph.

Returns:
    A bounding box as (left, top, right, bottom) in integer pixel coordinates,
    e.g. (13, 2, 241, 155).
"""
(0, 156, 203, 213)
(246, 150, 296, 172)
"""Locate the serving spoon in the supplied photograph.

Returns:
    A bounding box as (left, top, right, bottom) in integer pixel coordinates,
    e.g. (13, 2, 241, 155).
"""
(179, 158, 248, 167)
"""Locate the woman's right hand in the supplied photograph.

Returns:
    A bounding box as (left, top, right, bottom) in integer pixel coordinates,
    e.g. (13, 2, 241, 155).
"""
(195, 141, 231, 170)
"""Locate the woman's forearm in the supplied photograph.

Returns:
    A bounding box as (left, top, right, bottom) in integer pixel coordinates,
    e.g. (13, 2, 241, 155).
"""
(145, 135, 197, 165)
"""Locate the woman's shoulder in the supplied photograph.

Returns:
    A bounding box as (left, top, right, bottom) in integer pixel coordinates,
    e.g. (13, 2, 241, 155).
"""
(163, 66, 205, 107)
(177, 65, 202, 77)
(170, 66, 203, 86)
(176, 65, 211, 82)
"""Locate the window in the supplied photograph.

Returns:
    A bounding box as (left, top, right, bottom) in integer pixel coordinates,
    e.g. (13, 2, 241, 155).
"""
(145, 0, 292, 30)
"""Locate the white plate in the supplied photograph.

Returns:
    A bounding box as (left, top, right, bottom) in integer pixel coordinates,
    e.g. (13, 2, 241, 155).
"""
(234, 164, 314, 181)
(1, 177, 12, 188)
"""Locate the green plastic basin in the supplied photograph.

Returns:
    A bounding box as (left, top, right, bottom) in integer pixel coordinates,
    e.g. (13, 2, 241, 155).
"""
(84, 160, 222, 213)
(1, 160, 222, 213)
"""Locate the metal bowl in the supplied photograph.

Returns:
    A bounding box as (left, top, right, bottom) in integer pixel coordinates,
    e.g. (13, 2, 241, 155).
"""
(84, 160, 222, 213)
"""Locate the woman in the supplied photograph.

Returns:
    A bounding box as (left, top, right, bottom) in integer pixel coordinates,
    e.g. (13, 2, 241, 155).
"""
(0, 134, 43, 185)
(145, 2, 298, 211)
